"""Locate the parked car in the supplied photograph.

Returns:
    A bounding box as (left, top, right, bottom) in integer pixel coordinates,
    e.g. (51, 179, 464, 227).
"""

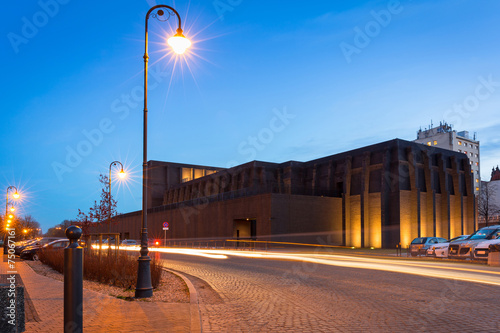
(410, 237, 448, 256)
(14, 238, 41, 255)
(426, 235, 469, 258)
(448, 225, 500, 259)
(20, 239, 70, 261)
(472, 235, 500, 260)
(121, 239, 139, 246)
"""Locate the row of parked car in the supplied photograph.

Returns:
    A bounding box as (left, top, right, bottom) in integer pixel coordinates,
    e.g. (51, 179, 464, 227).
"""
(410, 224, 500, 260)
(13, 238, 140, 260)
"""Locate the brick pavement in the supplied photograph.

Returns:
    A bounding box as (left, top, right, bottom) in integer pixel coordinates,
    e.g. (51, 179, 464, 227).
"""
(1, 255, 196, 332)
(162, 253, 500, 333)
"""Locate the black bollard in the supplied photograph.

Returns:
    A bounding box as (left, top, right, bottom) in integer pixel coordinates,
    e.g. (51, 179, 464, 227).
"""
(64, 226, 83, 333)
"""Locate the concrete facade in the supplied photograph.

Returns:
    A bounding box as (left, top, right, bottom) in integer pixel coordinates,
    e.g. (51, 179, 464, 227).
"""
(92, 139, 477, 248)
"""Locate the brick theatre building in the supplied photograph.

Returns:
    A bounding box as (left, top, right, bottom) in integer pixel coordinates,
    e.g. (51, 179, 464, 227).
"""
(92, 139, 477, 248)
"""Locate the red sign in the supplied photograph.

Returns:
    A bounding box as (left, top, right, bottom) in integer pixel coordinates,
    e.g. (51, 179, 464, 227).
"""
(163, 222, 169, 228)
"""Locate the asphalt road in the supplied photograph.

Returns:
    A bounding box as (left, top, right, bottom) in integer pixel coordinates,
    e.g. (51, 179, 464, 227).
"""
(158, 250, 500, 332)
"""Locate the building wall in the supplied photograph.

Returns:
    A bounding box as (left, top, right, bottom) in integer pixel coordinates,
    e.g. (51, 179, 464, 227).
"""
(270, 194, 342, 245)
(91, 139, 477, 248)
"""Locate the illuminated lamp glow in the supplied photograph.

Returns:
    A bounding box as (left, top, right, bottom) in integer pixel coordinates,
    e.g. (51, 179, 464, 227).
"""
(167, 30, 191, 54)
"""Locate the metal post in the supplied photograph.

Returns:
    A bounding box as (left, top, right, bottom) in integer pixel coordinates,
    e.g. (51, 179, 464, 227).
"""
(64, 226, 83, 333)
(136, 4, 185, 299)
(86, 235, 92, 254)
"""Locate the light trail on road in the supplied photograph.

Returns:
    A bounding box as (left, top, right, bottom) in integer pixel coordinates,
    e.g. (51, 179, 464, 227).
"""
(106, 245, 500, 286)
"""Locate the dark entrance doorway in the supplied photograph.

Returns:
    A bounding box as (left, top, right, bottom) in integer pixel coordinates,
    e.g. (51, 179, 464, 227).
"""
(233, 218, 256, 240)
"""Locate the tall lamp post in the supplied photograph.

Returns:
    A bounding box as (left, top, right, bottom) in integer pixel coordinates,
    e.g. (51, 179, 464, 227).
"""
(5, 186, 20, 226)
(136, 4, 191, 298)
(108, 161, 126, 233)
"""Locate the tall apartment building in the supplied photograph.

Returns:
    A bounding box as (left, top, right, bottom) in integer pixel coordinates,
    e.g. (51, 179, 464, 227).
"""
(414, 121, 480, 194)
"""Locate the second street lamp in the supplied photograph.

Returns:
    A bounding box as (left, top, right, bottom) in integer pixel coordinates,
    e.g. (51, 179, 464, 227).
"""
(5, 186, 20, 228)
(136, 4, 191, 299)
(108, 161, 126, 234)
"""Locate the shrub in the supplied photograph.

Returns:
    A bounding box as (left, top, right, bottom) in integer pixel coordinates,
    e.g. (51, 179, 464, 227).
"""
(39, 249, 162, 289)
(39, 249, 64, 274)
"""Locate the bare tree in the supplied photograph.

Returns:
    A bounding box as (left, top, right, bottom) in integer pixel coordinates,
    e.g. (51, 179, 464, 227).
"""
(478, 181, 500, 227)
(46, 220, 76, 237)
(76, 174, 117, 234)
(16, 215, 41, 239)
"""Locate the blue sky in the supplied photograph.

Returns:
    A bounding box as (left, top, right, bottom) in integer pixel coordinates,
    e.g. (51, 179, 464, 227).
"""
(2, 0, 500, 232)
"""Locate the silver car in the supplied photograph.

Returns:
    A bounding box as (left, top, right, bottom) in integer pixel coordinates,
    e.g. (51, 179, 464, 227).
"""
(472, 235, 500, 260)
(410, 237, 448, 257)
(426, 235, 469, 258)
(448, 225, 500, 259)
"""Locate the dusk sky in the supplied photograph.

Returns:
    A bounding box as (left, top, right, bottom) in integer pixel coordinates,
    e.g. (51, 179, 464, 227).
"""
(2, 0, 500, 232)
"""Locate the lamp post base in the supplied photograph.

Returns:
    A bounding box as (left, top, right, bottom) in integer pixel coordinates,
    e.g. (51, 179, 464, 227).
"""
(135, 255, 153, 298)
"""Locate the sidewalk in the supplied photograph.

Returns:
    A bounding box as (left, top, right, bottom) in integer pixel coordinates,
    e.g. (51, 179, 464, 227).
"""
(1, 255, 197, 332)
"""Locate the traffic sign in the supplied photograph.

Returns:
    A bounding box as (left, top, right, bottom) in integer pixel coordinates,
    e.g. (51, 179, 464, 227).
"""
(163, 222, 169, 228)
(163, 227, 169, 231)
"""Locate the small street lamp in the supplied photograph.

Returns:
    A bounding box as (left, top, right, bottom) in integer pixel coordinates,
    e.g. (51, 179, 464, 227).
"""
(136, 4, 191, 298)
(108, 161, 126, 233)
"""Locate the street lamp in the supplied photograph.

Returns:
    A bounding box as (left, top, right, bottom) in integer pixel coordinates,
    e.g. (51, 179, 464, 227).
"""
(5, 186, 20, 228)
(108, 161, 126, 233)
(136, 4, 191, 298)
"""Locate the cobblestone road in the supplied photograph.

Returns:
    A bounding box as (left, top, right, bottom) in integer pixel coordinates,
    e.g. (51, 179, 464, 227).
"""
(161, 252, 500, 333)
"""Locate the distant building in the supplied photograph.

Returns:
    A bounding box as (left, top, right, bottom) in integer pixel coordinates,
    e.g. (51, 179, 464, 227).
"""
(478, 166, 500, 228)
(414, 121, 480, 194)
(93, 139, 476, 248)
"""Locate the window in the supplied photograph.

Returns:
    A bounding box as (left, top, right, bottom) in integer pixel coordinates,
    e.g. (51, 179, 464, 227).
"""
(427, 141, 431, 146)
(476, 179, 479, 183)
(475, 145, 478, 149)
(458, 149, 461, 153)
(470, 161, 473, 165)
(458, 141, 462, 145)
(476, 162, 479, 166)
(476, 187, 480, 191)
(433, 140, 437, 145)
(464, 151, 467, 155)
(475, 154, 478, 157)
(470, 152, 473, 156)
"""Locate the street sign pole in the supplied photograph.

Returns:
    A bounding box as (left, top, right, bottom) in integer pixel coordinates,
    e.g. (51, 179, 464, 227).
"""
(162, 222, 169, 247)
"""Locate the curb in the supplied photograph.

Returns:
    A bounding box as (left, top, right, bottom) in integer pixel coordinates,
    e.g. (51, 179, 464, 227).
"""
(163, 267, 202, 333)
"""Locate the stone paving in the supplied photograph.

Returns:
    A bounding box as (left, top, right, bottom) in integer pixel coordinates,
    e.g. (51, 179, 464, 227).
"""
(162, 253, 500, 333)
(0, 255, 193, 332)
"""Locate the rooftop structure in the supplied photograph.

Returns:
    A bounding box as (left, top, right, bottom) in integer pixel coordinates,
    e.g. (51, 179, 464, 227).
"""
(414, 121, 480, 194)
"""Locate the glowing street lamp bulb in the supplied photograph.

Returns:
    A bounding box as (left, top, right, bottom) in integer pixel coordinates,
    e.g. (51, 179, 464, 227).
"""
(7, 220, 12, 224)
(8, 214, 14, 219)
(23, 229, 28, 234)
(13, 192, 20, 199)
(118, 170, 127, 179)
(10, 207, 15, 212)
(167, 30, 191, 54)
